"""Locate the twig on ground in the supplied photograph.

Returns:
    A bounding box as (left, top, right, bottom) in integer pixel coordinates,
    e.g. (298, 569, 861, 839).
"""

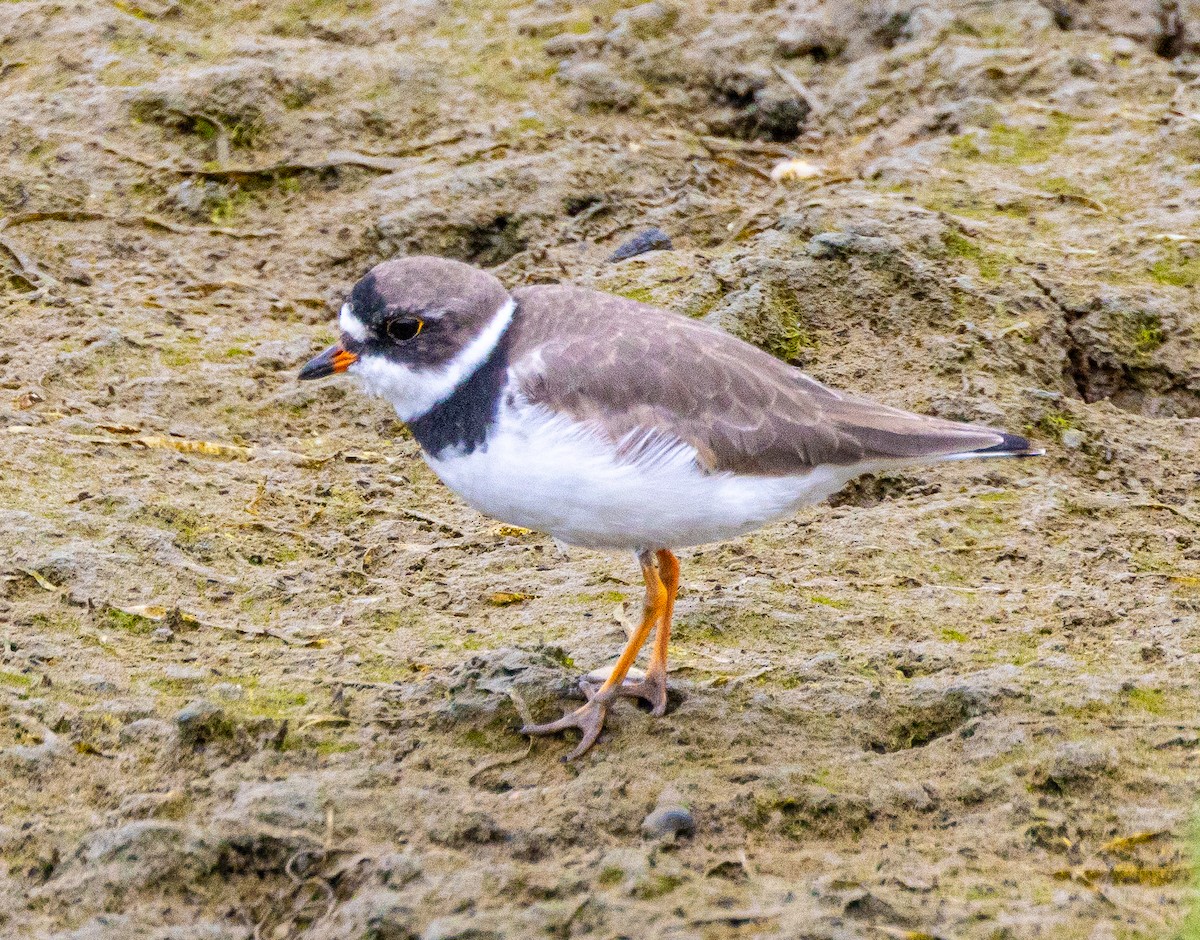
(12, 122, 432, 181)
(1128, 500, 1200, 527)
(772, 64, 822, 114)
(725, 665, 780, 688)
(467, 738, 535, 782)
(397, 508, 465, 537)
(682, 908, 784, 927)
(507, 688, 535, 728)
(712, 153, 773, 180)
(697, 134, 799, 159)
(1, 209, 275, 239)
(0, 219, 57, 285)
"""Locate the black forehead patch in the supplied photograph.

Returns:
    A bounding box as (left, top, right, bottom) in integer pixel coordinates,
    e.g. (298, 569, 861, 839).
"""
(349, 271, 387, 325)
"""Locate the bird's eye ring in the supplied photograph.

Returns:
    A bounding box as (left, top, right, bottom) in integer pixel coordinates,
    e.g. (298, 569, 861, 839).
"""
(386, 318, 423, 342)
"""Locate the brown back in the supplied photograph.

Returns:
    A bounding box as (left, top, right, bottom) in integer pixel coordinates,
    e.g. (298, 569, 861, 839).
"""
(507, 284, 1007, 476)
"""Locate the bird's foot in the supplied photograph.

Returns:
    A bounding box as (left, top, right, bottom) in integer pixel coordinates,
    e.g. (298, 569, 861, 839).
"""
(520, 697, 610, 761)
(581, 668, 668, 717)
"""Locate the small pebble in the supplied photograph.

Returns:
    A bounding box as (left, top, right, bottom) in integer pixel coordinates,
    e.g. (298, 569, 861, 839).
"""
(611, 1, 678, 40)
(1111, 37, 1137, 58)
(152, 626, 174, 643)
(608, 227, 672, 262)
(641, 805, 695, 839)
(770, 158, 822, 183)
(1061, 429, 1086, 449)
(81, 674, 118, 693)
(559, 61, 639, 110)
(175, 699, 229, 746)
(806, 231, 855, 258)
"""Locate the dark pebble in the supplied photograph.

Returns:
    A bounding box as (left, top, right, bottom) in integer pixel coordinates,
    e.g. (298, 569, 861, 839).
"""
(641, 805, 695, 838)
(608, 228, 672, 262)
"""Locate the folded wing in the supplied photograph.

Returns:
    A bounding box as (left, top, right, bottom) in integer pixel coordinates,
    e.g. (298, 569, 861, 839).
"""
(508, 285, 1037, 477)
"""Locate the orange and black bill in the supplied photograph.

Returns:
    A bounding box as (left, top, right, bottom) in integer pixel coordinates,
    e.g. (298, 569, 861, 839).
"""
(298, 343, 358, 380)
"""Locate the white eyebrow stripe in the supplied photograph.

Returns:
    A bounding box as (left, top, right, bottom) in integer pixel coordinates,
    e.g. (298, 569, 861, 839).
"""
(339, 303, 368, 342)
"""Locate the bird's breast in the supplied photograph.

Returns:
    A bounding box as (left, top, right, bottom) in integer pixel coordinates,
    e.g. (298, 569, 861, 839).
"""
(423, 397, 847, 549)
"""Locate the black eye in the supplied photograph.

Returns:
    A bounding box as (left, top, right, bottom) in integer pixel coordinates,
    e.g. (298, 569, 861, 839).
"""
(386, 318, 423, 342)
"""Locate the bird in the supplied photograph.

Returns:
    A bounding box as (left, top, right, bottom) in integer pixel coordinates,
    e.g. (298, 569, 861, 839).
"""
(299, 255, 1043, 760)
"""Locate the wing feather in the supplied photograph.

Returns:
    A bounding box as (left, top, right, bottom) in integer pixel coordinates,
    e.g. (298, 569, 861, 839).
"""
(507, 285, 1011, 476)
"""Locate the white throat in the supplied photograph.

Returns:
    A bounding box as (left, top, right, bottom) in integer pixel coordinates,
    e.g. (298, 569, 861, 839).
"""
(350, 297, 515, 422)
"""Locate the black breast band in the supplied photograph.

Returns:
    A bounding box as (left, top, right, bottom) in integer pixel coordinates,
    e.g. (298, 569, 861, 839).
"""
(406, 303, 516, 458)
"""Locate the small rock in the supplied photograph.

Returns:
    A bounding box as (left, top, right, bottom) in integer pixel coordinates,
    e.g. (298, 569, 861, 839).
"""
(163, 664, 207, 681)
(770, 158, 822, 183)
(171, 179, 229, 218)
(611, 1, 678, 40)
(1061, 428, 1086, 449)
(175, 699, 231, 746)
(776, 15, 846, 60)
(219, 777, 327, 833)
(844, 891, 907, 923)
(80, 674, 118, 693)
(1111, 36, 1138, 58)
(152, 626, 174, 643)
(642, 785, 695, 839)
(377, 851, 423, 888)
(32, 551, 79, 587)
(62, 263, 92, 287)
(806, 231, 856, 257)
(608, 228, 672, 262)
(806, 230, 894, 258)
(48, 821, 219, 897)
(641, 805, 694, 839)
(559, 61, 639, 110)
(428, 809, 505, 847)
(749, 84, 809, 141)
(119, 718, 177, 745)
(1038, 741, 1118, 791)
(543, 31, 606, 58)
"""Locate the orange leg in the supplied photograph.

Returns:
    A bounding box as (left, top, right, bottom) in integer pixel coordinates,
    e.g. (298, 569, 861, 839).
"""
(521, 550, 668, 760)
(605, 548, 678, 716)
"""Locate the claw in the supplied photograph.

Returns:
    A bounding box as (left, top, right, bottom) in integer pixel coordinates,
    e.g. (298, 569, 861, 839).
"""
(619, 671, 669, 717)
(580, 670, 668, 717)
(520, 549, 678, 760)
(521, 698, 610, 761)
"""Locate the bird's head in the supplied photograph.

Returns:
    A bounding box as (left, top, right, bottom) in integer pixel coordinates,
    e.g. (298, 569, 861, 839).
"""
(299, 257, 513, 421)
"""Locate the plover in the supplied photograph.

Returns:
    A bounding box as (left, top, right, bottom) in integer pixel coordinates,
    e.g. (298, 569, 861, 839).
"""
(300, 256, 1042, 759)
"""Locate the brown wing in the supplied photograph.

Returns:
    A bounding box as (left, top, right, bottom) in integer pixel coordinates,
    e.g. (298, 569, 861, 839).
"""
(507, 285, 1017, 476)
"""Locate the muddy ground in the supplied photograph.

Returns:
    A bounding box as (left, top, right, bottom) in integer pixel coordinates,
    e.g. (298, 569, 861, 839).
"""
(1, 0, 1199, 937)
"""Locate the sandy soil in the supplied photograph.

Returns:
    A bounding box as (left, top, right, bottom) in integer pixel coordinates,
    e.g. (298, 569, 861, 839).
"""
(1, 1, 1199, 937)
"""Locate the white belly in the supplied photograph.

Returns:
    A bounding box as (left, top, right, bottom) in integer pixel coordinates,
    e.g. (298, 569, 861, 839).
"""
(423, 400, 858, 549)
